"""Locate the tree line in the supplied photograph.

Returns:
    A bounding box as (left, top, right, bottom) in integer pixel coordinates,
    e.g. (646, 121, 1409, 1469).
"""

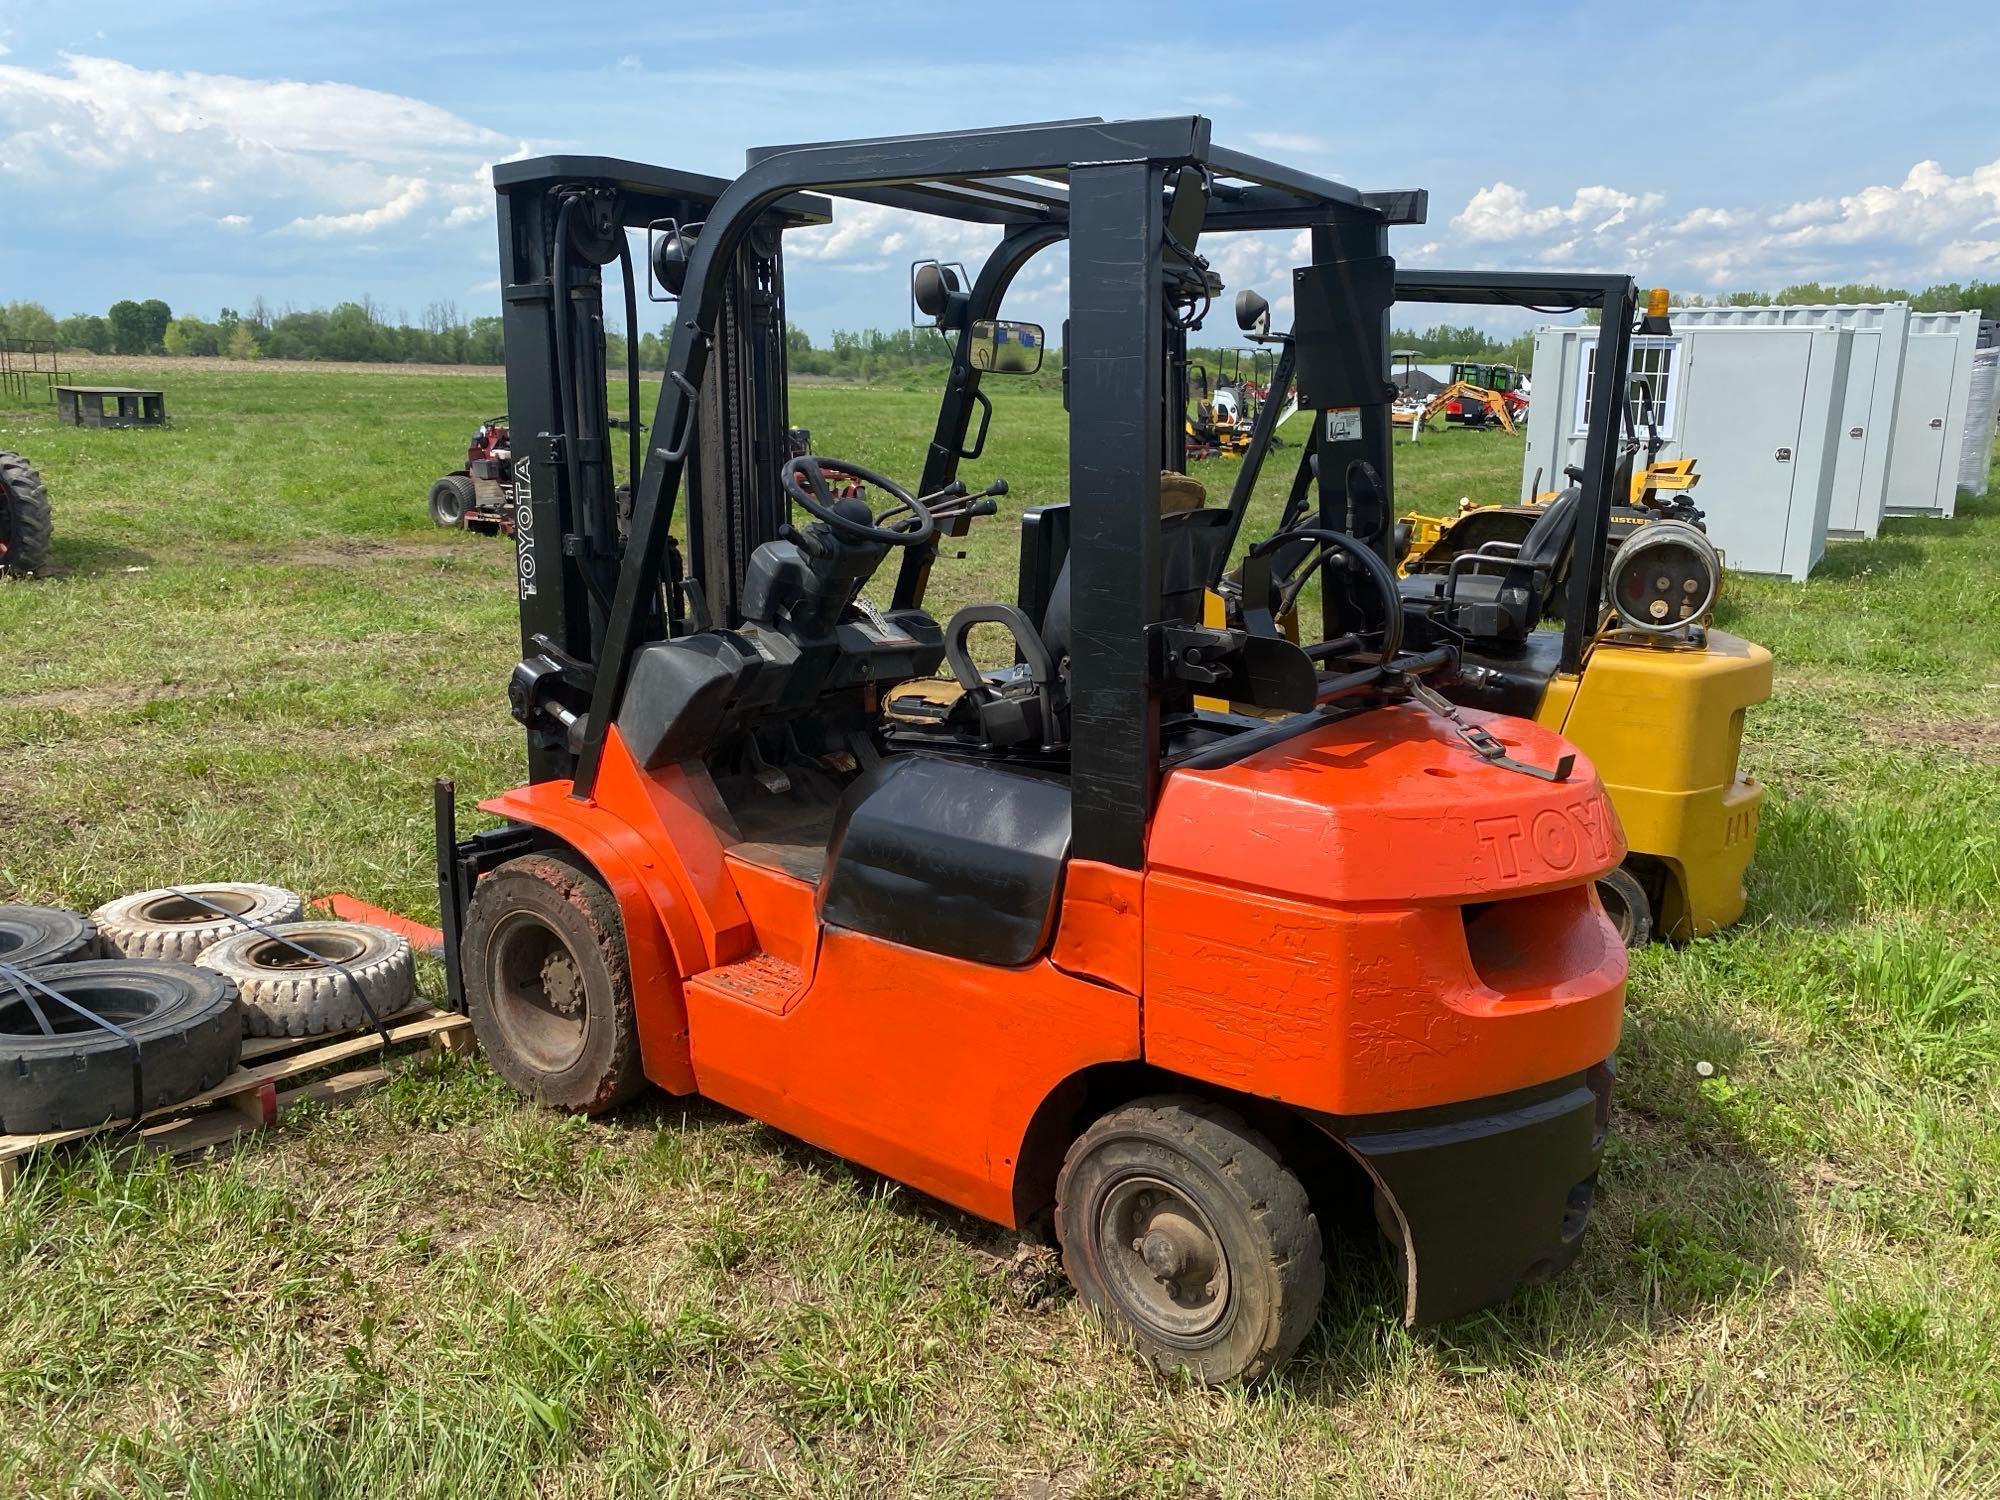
(4, 278, 1993, 376)
(0, 295, 966, 375)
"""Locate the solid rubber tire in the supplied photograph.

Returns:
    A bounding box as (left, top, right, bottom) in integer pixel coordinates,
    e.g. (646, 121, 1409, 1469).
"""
(430, 474, 475, 527)
(0, 960, 242, 1133)
(0, 905, 100, 969)
(91, 883, 305, 963)
(1056, 1094, 1324, 1385)
(462, 853, 643, 1114)
(195, 921, 414, 1038)
(0, 451, 53, 577)
(1596, 864, 1654, 948)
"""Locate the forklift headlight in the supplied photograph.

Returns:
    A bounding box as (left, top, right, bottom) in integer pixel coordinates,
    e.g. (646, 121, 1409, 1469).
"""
(1610, 521, 1719, 633)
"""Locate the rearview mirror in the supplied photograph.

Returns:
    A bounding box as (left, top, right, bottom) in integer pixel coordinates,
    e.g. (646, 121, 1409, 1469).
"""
(969, 319, 1045, 375)
(1235, 288, 1271, 338)
(911, 259, 968, 327)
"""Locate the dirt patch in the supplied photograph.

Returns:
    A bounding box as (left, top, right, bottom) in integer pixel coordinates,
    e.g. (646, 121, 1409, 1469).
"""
(1862, 714, 2000, 762)
(248, 536, 488, 567)
(55, 353, 507, 379)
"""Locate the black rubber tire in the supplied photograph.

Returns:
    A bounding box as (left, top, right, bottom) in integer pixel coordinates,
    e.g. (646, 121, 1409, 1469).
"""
(1596, 864, 1654, 948)
(429, 474, 475, 528)
(462, 853, 643, 1114)
(90, 883, 305, 963)
(0, 450, 53, 577)
(0, 905, 100, 969)
(196, 921, 414, 1038)
(1055, 1094, 1324, 1385)
(0, 960, 242, 1133)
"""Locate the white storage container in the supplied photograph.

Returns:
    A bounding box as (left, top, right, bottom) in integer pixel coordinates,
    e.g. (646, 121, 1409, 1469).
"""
(1523, 322, 1852, 581)
(1669, 303, 1908, 538)
(1887, 311, 1981, 518)
(1954, 346, 1995, 497)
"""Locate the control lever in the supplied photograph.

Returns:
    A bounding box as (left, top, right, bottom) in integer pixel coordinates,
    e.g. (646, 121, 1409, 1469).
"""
(780, 522, 830, 559)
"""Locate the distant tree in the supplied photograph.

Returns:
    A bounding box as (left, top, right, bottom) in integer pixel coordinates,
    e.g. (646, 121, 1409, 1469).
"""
(55, 313, 112, 353)
(225, 322, 262, 360)
(0, 300, 58, 343)
(107, 300, 150, 354)
(137, 299, 173, 352)
(163, 316, 223, 357)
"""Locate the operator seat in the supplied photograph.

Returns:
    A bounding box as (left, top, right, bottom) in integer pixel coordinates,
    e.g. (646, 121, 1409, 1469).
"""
(935, 474, 1228, 751)
(1396, 481, 1590, 642)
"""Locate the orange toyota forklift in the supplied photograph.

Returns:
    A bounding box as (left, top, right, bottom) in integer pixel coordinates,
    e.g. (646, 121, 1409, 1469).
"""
(437, 120, 1628, 1384)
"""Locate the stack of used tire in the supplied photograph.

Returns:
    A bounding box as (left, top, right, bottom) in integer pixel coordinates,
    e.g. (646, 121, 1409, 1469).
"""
(0, 883, 414, 1135)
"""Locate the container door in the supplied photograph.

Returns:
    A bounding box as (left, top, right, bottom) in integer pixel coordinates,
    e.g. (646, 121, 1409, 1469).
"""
(1826, 334, 1877, 534)
(1887, 339, 1954, 512)
(1678, 332, 1812, 575)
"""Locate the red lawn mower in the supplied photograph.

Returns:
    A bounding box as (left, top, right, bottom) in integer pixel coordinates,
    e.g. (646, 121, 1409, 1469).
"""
(428, 416, 517, 535)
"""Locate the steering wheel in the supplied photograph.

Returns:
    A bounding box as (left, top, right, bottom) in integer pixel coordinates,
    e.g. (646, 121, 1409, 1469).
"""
(1245, 525, 1404, 661)
(782, 456, 936, 547)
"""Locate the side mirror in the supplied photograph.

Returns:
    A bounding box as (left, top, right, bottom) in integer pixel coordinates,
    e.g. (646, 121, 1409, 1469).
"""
(911, 259, 968, 328)
(1235, 288, 1271, 339)
(969, 319, 1044, 375)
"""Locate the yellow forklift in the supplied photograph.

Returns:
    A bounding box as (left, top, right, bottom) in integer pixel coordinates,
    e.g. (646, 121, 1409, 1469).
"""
(1216, 277, 1770, 945)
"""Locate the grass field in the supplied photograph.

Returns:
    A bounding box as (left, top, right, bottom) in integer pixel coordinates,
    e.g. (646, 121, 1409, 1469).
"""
(2, 364, 1996, 1497)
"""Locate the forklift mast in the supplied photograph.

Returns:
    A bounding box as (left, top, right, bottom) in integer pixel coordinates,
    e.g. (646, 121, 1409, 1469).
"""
(491, 157, 828, 781)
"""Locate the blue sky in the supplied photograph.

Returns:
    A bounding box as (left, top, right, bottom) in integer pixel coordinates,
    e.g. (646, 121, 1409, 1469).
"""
(1, 0, 1994, 340)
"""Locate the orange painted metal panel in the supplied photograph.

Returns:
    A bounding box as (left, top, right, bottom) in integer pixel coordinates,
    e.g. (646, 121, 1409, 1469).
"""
(1142, 874, 1624, 1114)
(684, 927, 1142, 1224)
(1148, 704, 1625, 906)
(473, 779, 700, 1095)
(1051, 859, 1145, 995)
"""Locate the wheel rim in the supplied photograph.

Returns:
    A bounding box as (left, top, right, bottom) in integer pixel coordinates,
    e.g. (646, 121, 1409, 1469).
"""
(1096, 1173, 1232, 1343)
(0, 974, 162, 1036)
(485, 908, 588, 1074)
(244, 930, 367, 971)
(433, 487, 466, 525)
(136, 890, 258, 926)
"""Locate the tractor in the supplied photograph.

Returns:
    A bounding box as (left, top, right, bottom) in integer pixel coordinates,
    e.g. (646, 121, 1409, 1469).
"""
(438, 121, 1627, 1385)
(428, 415, 516, 534)
(0, 451, 53, 577)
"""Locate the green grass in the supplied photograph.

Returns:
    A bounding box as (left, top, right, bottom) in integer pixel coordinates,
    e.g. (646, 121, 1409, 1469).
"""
(3, 365, 1997, 1497)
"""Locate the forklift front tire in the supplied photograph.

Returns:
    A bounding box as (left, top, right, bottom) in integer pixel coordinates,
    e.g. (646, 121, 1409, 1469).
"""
(462, 852, 644, 1114)
(1595, 865, 1654, 948)
(1055, 1095, 1324, 1385)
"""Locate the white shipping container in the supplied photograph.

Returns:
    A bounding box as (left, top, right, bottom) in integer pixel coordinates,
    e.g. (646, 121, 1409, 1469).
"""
(1955, 347, 1995, 497)
(1887, 310, 1981, 518)
(1669, 304, 1908, 538)
(1523, 322, 1852, 581)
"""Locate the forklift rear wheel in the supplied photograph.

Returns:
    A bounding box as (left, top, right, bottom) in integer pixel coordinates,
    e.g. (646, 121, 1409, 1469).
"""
(429, 474, 475, 528)
(1055, 1095, 1323, 1385)
(1595, 865, 1653, 948)
(462, 853, 644, 1114)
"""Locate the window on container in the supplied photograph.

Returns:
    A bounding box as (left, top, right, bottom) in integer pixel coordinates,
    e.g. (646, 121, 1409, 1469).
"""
(1574, 336, 1679, 439)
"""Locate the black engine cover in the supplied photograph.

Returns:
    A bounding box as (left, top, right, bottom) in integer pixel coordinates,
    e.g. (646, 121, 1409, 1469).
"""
(818, 754, 1071, 968)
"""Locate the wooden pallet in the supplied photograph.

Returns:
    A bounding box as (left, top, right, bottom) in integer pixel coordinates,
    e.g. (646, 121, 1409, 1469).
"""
(0, 1005, 473, 1201)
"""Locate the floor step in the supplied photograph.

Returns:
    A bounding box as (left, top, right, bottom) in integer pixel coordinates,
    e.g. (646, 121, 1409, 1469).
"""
(690, 951, 804, 1013)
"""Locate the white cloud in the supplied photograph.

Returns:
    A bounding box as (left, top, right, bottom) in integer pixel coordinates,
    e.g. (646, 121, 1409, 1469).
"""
(0, 53, 526, 242)
(217, 214, 250, 228)
(1441, 156, 2000, 292)
(1247, 130, 1329, 155)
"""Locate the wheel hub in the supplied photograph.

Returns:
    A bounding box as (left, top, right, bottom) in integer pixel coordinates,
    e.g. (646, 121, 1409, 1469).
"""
(1099, 1176, 1231, 1341)
(539, 949, 584, 1017)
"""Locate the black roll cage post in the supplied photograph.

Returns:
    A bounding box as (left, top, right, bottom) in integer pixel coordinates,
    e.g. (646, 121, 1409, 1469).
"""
(525, 117, 1420, 870)
(1215, 269, 1638, 679)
